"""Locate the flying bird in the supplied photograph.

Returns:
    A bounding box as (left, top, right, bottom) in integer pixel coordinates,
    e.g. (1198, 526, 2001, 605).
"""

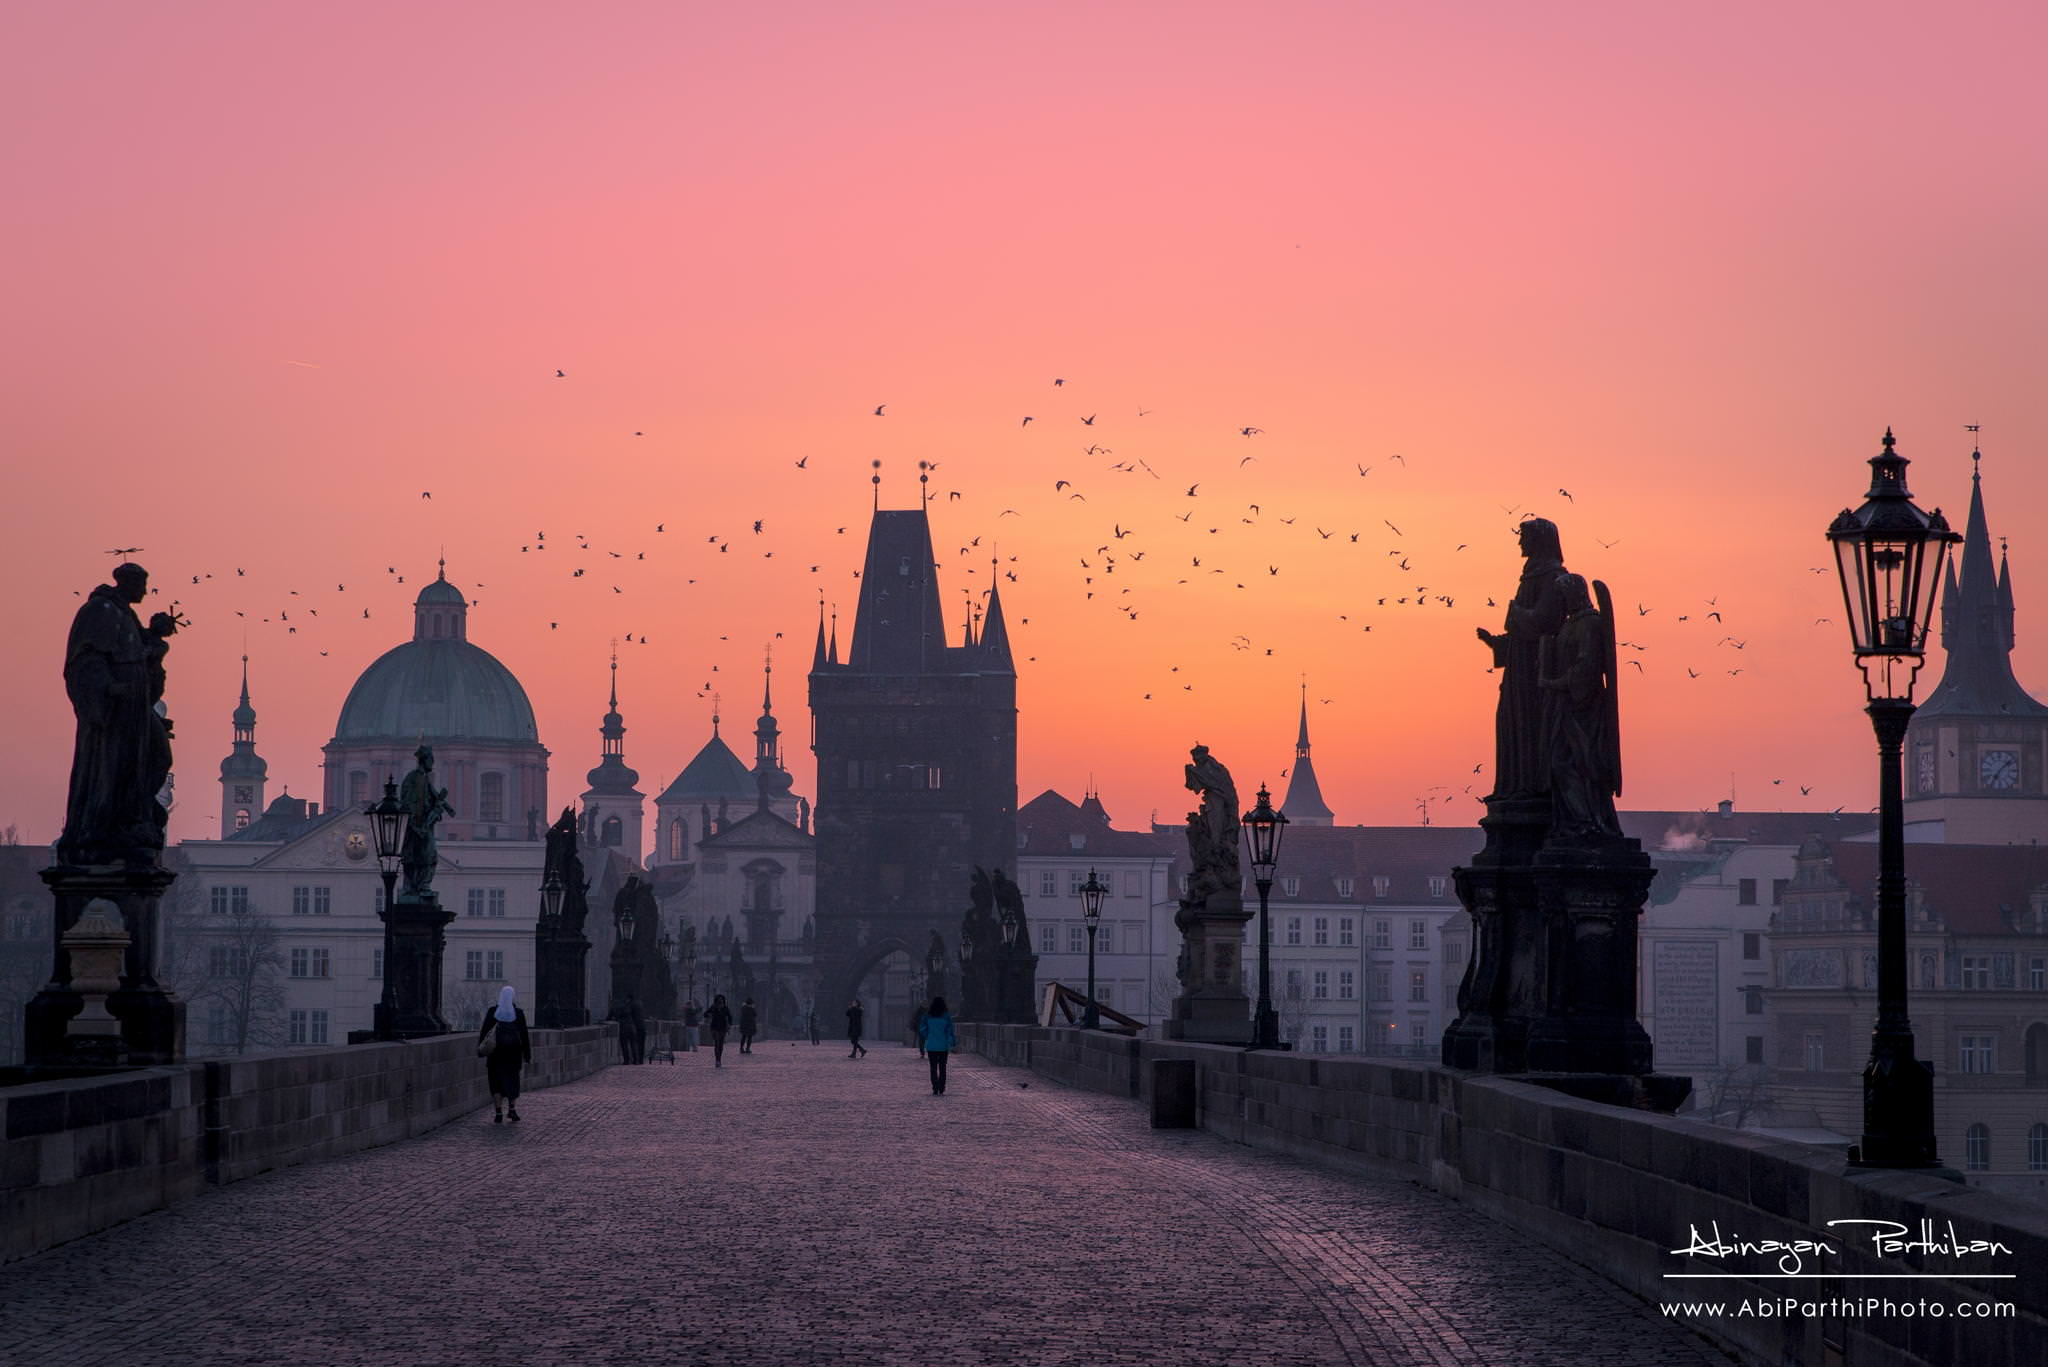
(873, 404, 887, 416)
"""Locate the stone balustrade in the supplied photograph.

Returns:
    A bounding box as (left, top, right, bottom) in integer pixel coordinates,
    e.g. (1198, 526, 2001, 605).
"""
(2, 1023, 616, 1263)
(959, 1023, 2048, 1367)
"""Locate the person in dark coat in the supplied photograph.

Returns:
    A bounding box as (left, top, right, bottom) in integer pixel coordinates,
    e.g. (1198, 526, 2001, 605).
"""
(919, 996, 957, 1096)
(478, 985, 533, 1124)
(846, 998, 867, 1058)
(704, 993, 734, 1068)
(738, 997, 759, 1054)
(910, 1002, 929, 1058)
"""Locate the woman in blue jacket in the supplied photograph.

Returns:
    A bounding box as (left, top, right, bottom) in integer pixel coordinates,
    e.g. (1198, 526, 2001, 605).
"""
(919, 997, 957, 1095)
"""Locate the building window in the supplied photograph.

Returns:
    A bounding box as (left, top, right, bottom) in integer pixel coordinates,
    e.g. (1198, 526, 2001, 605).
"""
(208, 946, 249, 978)
(1337, 1025, 1355, 1053)
(1428, 876, 1447, 899)
(1336, 878, 1354, 898)
(1068, 925, 1086, 954)
(2030, 1124, 2048, 1173)
(1737, 878, 1757, 906)
(1040, 871, 1057, 897)
(290, 885, 332, 915)
(1068, 871, 1085, 897)
(288, 948, 330, 979)
(465, 950, 485, 980)
(1312, 917, 1329, 946)
(1285, 917, 1302, 946)
(1338, 969, 1355, 1000)
(1771, 878, 1789, 905)
(374, 885, 386, 916)
(289, 1010, 308, 1045)
(1094, 923, 1114, 955)
(487, 950, 504, 980)
(601, 816, 621, 847)
(2032, 957, 2047, 992)
(371, 948, 383, 979)
(1409, 919, 1427, 950)
(1312, 970, 1329, 1000)
(1965, 1123, 1990, 1172)
(1122, 872, 1140, 898)
(348, 772, 369, 807)
(1959, 1035, 1995, 1074)
(1962, 956, 1991, 990)
(206, 1006, 231, 1046)
(465, 889, 508, 919)
(1372, 876, 1390, 899)
(1280, 877, 1300, 898)
(1338, 917, 1354, 947)
(209, 885, 250, 915)
(1804, 1032, 1824, 1071)
(1742, 933, 1761, 961)
(233, 808, 250, 830)
(309, 1010, 329, 1045)
(1310, 1025, 1328, 1053)
(1743, 987, 1763, 1016)
(1039, 926, 1057, 954)
(1745, 1035, 1764, 1065)
(1369, 966, 1390, 1002)
(1372, 919, 1391, 950)
(1408, 969, 1427, 1002)
(669, 818, 684, 860)
(1284, 968, 1303, 998)
(479, 773, 506, 824)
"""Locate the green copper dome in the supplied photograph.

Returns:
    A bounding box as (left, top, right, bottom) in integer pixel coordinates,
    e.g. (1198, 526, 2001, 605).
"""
(331, 566, 539, 744)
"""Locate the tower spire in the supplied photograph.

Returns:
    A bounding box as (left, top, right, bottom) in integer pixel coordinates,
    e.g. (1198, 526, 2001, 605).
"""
(1915, 442, 2047, 724)
(1280, 683, 1335, 825)
(220, 653, 268, 834)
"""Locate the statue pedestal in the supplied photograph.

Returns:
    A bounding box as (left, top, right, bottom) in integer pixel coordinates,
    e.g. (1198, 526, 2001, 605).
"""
(1443, 808, 1659, 1078)
(1167, 892, 1254, 1043)
(26, 863, 183, 1068)
(382, 892, 456, 1038)
(534, 922, 591, 1030)
(998, 948, 1039, 1025)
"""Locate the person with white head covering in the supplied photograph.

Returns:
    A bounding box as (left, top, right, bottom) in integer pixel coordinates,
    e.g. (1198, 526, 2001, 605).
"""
(476, 984, 533, 1123)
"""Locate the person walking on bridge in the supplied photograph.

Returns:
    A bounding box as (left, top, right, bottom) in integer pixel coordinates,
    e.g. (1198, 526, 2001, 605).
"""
(704, 993, 734, 1068)
(846, 998, 867, 1058)
(477, 985, 532, 1124)
(739, 997, 758, 1054)
(681, 999, 702, 1051)
(920, 997, 956, 1095)
(911, 1001, 929, 1058)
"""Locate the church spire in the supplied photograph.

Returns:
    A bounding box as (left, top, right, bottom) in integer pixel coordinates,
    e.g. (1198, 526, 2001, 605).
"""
(586, 646, 638, 791)
(1917, 445, 2046, 720)
(753, 644, 793, 811)
(220, 654, 268, 834)
(1280, 682, 1335, 825)
(979, 579, 1014, 672)
(812, 602, 830, 672)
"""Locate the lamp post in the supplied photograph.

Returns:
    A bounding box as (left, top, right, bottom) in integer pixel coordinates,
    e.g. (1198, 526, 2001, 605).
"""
(1827, 428, 1958, 1169)
(1242, 784, 1289, 1049)
(365, 777, 409, 1040)
(959, 931, 976, 1020)
(1080, 868, 1107, 1029)
(539, 870, 565, 924)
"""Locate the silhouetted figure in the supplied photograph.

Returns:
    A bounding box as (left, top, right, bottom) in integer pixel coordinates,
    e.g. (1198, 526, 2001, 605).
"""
(616, 996, 646, 1064)
(739, 997, 758, 1053)
(921, 997, 957, 1095)
(59, 563, 177, 866)
(911, 1001, 929, 1057)
(682, 999, 701, 1051)
(478, 986, 533, 1123)
(1539, 573, 1624, 845)
(1476, 517, 1573, 804)
(808, 1006, 820, 1045)
(846, 999, 867, 1058)
(704, 993, 733, 1067)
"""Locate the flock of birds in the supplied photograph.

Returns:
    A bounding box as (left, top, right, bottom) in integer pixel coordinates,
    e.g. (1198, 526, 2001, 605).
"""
(98, 368, 1862, 814)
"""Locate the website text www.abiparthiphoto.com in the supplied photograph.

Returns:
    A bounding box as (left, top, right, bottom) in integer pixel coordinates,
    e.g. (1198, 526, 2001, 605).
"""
(1662, 1296, 2015, 1321)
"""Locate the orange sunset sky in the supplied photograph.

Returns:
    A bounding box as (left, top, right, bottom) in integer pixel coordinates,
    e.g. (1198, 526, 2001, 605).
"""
(6, 2, 2048, 846)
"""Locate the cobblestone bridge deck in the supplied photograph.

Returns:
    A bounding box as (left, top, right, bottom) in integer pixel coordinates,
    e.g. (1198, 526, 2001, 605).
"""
(1, 1044, 1734, 1366)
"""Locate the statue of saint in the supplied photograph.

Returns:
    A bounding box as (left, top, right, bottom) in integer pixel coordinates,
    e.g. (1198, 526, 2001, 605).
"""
(1539, 574, 1624, 845)
(613, 875, 646, 943)
(925, 928, 947, 977)
(397, 745, 454, 898)
(542, 806, 591, 935)
(960, 866, 1000, 963)
(1475, 518, 1573, 804)
(1182, 745, 1241, 900)
(58, 563, 177, 866)
(992, 866, 1030, 953)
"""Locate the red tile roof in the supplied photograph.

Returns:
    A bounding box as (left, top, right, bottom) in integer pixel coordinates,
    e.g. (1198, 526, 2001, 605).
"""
(1800, 840, 2048, 936)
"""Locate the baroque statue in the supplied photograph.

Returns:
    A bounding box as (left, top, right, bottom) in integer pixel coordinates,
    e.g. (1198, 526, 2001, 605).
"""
(1182, 744, 1241, 901)
(58, 563, 178, 866)
(1538, 574, 1624, 844)
(991, 866, 1029, 950)
(543, 805, 593, 934)
(1474, 518, 1573, 804)
(397, 744, 454, 897)
(961, 866, 1000, 962)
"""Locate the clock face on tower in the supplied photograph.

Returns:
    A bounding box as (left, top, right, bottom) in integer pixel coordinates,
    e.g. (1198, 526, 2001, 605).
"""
(233, 785, 254, 804)
(1979, 750, 2020, 791)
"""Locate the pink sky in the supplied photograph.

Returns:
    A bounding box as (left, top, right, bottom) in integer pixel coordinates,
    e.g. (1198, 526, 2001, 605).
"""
(5, 2, 2047, 844)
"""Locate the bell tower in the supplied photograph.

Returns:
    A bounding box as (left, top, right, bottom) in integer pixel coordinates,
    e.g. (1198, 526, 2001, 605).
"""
(580, 648, 645, 864)
(219, 656, 268, 834)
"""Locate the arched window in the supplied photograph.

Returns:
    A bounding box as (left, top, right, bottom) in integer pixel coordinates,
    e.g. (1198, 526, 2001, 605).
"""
(601, 815, 622, 847)
(1965, 1123, 1990, 1172)
(2030, 1124, 2048, 1173)
(2026, 1023, 2048, 1081)
(479, 773, 506, 824)
(669, 817, 684, 860)
(233, 809, 250, 830)
(348, 772, 369, 807)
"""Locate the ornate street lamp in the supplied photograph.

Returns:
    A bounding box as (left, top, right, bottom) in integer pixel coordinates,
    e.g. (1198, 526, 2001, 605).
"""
(658, 930, 675, 960)
(365, 776, 409, 1039)
(1242, 783, 1289, 1049)
(539, 869, 564, 924)
(1080, 867, 1107, 1030)
(1826, 428, 1958, 1169)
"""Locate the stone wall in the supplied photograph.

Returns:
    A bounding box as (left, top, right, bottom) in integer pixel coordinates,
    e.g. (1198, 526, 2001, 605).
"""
(959, 1024, 2048, 1367)
(2, 1024, 616, 1263)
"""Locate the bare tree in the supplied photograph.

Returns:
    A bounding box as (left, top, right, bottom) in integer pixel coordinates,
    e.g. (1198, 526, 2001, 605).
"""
(1275, 976, 1313, 1049)
(447, 983, 495, 1034)
(161, 887, 286, 1055)
(1695, 1064, 1779, 1129)
(1146, 965, 1181, 1020)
